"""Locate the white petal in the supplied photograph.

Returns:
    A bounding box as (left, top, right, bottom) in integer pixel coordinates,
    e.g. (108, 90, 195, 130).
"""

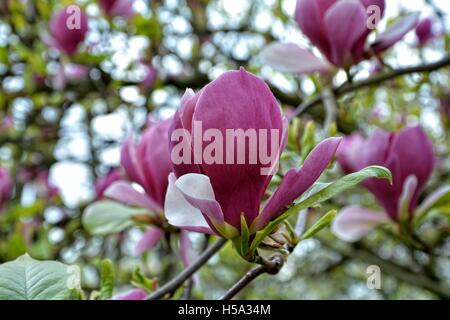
(164, 173, 212, 232)
(260, 42, 332, 74)
(332, 206, 390, 242)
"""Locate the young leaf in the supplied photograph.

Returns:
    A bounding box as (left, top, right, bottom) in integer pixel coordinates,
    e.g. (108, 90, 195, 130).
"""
(301, 120, 316, 160)
(98, 259, 115, 300)
(240, 214, 250, 256)
(131, 268, 156, 292)
(82, 200, 149, 235)
(0, 254, 79, 300)
(249, 166, 391, 252)
(300, 210, 336, 240)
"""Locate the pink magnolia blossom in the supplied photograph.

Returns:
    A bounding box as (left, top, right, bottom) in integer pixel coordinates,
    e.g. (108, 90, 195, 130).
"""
(261, 0, 419, 74)
(47, 7, 89, 56)
(53, 63, 89, 90)
(104, 119, 172, 254)
(95, 168, 122, 199)
(0, 167, 12, 210)
(415, 17, 440, 46)
(99, 0, 135, 19)
(332, 126, 435, 241)
(164, 68, 342, 238)
(140, 63, 158, 91)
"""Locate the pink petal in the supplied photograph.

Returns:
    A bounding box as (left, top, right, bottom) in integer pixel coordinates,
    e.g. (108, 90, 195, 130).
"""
(336, 133, 365, 173)
(137, 119, 173, 205)
(192, 68, 285, 229)
(324, 0, 367, 67)
(135, 227, 162, 255)
(371, 12, 420, 53)
(255, 137, 342, 231)
(295, 0, 335, 58)
(332, 205, 390, 242)
(180, 230, 192, 267)
(260, 42, 332, 74)
(104, 181, 162, 212)
(49, 7, 89, 55)
(112, 289, 147, 300)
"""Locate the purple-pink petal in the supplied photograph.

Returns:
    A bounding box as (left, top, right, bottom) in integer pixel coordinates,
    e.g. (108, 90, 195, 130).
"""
(104, 181, 162, 213)
(49, 7, 89, 56)
(112, 288, 147, 300)
(135, 227, 163, 255)
(324, 0, 367, 67)
(255, 137, 342, 230)
(371, 12, 420, 53)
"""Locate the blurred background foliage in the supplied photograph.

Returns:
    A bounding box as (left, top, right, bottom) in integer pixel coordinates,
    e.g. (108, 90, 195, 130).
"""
(0, 0, 449, 299)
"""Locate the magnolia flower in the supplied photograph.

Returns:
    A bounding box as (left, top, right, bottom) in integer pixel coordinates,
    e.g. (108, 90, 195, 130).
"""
(332, 126, 436, 241)
(415, 17, 440, 46)
(95, 168, 122, 199)
(104, 119, 173, 254)
(0, 167, 12, 210)
(261, 0, 419, 74)
(99, 0, 135, 18)
(53, 63, 89, 90)
(47, 7, 89, 56)
(140, 63, 158, 91)
(165, 68, 342, 238)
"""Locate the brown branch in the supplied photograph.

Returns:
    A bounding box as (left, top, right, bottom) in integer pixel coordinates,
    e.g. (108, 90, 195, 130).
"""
(146, 238, 227, 300)
(293, 55, 450, 118)
(220, 256, 283, 300)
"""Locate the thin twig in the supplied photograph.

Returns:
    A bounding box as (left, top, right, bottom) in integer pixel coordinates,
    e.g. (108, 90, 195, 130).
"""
(219, 265, 268, 300)
(220, 256, 283, 300)
(146, 238, 227, 300)
(293, 55, 450, 119)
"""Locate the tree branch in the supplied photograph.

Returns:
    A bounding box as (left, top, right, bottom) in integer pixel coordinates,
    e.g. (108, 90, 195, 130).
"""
(146, 238, 227, 300)
(220, 256, 283, 300)
(293, 55, 450, 118)
(321, 240, 450, 299)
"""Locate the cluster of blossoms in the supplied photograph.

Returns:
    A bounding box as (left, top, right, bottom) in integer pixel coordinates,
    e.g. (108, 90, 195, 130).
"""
(332, 126, 439, 241)
(44, 0, 157, 90)
(261, 0, 439, 75)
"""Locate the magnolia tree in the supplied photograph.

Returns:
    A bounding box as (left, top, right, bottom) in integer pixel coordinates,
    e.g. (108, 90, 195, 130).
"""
(0, 0, 449, 300)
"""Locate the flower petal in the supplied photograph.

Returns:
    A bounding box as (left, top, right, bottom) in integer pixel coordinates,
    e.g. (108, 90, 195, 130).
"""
(164, 173, 215, 234)
(135, 227, 162, 255)
(324, 0, 367, 67)
(371, 12, 420, 53)
(255, 137, 342, 231)
(192, 68, 285, 229)
(295, 0, 336, 58)
(260, 42, 332, 74)
(112, 289, 147, 300)
(104, 181, 161, 212)
(332, 205, 390, 242)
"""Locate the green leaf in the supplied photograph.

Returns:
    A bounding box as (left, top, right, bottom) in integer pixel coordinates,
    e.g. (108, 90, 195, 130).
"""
(0, 254, 79, 300)
(82, 200, 148, 235)
(414, 185, 450, 226)
(250, 166, 391, 252)
(300, 210, 336, 240)
(240, 214, 250, 256)
(131, 268, 156, 292)
(98, 259, 115, 300)
(300, 120, 316, 161)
